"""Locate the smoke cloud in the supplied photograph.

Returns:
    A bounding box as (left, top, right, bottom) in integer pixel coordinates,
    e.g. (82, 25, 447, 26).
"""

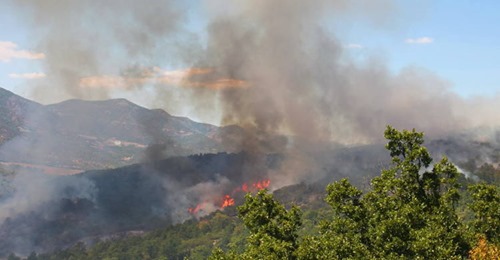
(4, 0, 499, 204)
(1, 0, 499, 255)
(5, 0, 186, 102)
(177, 0, 499, 185)
(0, 171, 96, 223)
(191, 1, 468, 145)
(7, 0, 499, 145)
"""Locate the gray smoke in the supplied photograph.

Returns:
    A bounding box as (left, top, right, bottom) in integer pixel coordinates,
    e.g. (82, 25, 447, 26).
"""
(1, 2, 499, 255)
(179, 0, 499, 185)
(191, 0, 489, 145)
(5, 0, 185, 102)
(0, 170, 96, 223)
(162, 174, 232, 222)
(7, 0, 499, 145)
(3, 0, 499, 207)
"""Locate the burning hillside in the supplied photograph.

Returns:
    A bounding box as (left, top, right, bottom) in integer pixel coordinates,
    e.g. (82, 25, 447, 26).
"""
(1, 0, 500, 257)
(188, 179, 271, 216)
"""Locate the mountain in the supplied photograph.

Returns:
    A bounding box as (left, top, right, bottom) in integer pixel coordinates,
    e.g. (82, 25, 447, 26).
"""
(0, 87, 240, 171)
(1, 87, 499, 256)
(0, 152, 281, 256)
(0, 88, 42, 143)
(0, 146, 396, 256)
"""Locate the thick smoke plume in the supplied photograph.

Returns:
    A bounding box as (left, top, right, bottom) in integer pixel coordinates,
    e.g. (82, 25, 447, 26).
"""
(1, 1, 499, 255)
(2, 0, 499, 203)
(7, 0, 499, 145)
(192, 0, 499, 145)
(5, 0, 185, 102)
(184, 0, 500, 185)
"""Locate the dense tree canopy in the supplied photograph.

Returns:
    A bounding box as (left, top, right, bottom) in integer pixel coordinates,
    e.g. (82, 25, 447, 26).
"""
(212, 126, 499, 260)
(210, 190, 302, 260)
(298, 126, 470, 259)
(469, 183, 500, 244)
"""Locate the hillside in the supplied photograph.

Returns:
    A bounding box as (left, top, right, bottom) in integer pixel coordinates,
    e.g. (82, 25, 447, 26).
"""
(1, 139, 498, 256)
(0, 87, 241, 171)
(0, 144, 393, 256)
(0, 152, 282, 256)
(16, 128, 500, 260)
(0, 88, 42, 143)
(1, 87, 497, 173)
(0, 88, 499, 257)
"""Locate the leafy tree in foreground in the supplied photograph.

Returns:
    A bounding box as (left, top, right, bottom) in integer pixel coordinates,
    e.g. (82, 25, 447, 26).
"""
(211, 126, 476, 259)
(468, 183, 500, 244)
(299, 126, 469, 259)
(210, 190, 302, 260)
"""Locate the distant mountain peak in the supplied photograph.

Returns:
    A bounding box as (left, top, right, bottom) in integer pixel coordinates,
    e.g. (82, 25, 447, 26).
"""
(0, 88, 231, 170)
(0, 87, 15, 97)
(0, 87, 39, 105)
(50, 97, 143, 109)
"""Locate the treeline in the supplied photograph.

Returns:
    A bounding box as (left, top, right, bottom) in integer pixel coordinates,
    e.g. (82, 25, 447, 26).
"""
(10, 127, 500, 259)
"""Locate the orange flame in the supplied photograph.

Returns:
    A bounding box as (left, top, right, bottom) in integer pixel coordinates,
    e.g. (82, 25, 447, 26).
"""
(233, 179, 270, 194)
(188, 202, 205, 214)
(221, 195, 235, 208)
(187, 179, 271, 214)
(253, 179, 271, 190)
(242, 183, 249, 192)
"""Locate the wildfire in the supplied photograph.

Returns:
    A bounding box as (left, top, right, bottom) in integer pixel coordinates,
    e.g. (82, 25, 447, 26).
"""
(188, 203, 205, 214)
(188, 179, 271, 215)
(233, 179, 270, 194)
(221, 195, 235, 208)
(252, 179, 271, 190)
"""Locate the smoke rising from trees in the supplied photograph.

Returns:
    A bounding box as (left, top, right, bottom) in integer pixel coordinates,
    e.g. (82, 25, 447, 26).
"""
(1, 0, 499, 255)
(6, 0, 499, 145)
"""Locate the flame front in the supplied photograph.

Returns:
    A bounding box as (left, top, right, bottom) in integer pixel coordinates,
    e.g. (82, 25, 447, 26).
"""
(188, 202, 205, 214)
(233, 179, 270, 193)
(188, 179, 271, 215)
(221, 195, 235, 208)
(252, 179, 271, 190)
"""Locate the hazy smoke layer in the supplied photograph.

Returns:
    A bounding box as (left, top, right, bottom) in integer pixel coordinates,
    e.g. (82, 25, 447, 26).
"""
(7, 0, 499, 144)
(181, 0, 498, 186)
(1, 1, 499, 255)
(4, 0, 499, 211)
(0, 172, 96, 223)
(191, 0, 499, 146)
(5, 0, 185, 102)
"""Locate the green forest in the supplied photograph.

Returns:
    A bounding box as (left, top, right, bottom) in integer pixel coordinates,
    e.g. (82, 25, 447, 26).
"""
(14, 127, 500, 260)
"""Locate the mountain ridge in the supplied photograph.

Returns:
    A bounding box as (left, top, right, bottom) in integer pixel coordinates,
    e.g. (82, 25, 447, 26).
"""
(0, 87, 238, 171)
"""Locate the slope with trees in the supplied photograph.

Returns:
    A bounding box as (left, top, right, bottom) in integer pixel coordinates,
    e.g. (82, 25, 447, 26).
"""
(16, 126, 500, 260)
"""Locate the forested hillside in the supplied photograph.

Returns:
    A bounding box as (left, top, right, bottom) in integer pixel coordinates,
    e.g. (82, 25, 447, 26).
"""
(16, 127, 499, 260)
(0, 87, 237, 171)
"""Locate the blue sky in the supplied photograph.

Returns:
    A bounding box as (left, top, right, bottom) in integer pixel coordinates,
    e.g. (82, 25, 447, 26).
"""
(1, 1, 499, 100)
(330, 1, 500, 98)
